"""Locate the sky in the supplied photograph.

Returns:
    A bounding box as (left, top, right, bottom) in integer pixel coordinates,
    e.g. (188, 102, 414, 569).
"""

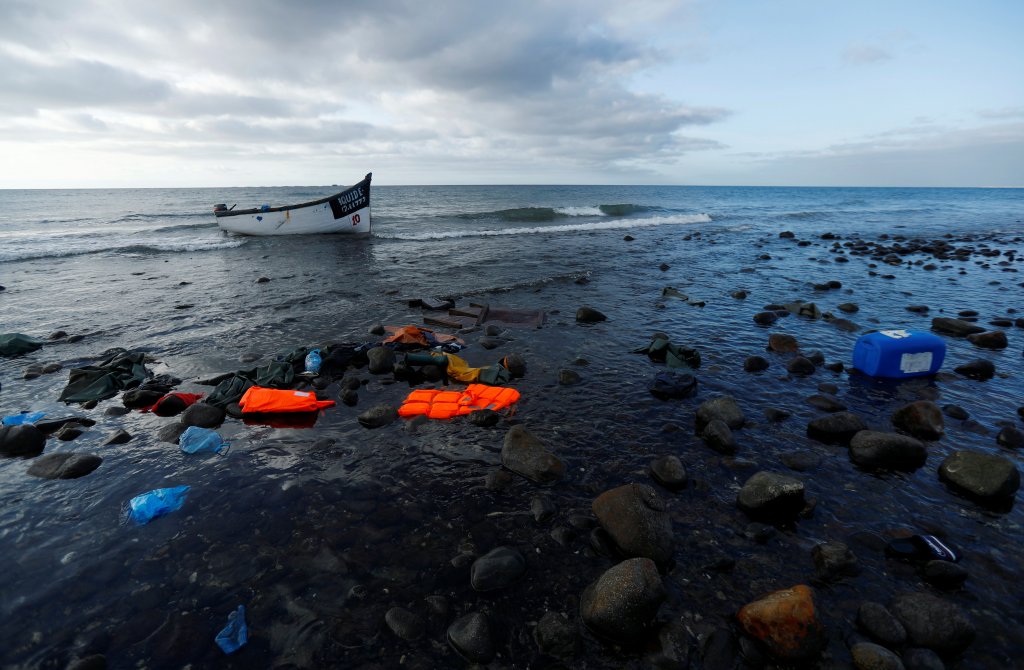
(0, 0, 1021, 188)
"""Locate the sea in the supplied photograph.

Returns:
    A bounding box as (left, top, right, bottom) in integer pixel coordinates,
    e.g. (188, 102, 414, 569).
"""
(0, 184, 1022, 668)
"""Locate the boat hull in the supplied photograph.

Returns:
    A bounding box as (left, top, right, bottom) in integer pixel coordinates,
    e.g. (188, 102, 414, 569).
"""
(214, 174, 371, 236)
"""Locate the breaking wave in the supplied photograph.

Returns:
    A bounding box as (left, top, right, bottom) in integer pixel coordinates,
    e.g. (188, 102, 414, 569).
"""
(376, 213, 711, 241)
(455, 203, 655, 222)
(0, 237, 245, 262)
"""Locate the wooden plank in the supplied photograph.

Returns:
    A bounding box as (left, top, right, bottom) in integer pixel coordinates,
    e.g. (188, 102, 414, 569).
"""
(423, 315, 464, 329)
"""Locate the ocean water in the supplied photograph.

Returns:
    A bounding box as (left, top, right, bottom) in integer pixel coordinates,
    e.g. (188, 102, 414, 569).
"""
(0, 184, 1022, 668)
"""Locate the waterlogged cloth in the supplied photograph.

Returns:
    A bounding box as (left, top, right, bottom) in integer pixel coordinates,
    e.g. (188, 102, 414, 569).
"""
(59, 349, 150, 404)
(127, 485, 190, 525)
(2, 411, 47, 426)
(0, 333, 44, 358)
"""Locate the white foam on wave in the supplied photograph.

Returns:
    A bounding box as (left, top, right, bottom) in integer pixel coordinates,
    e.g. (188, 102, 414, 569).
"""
(0, 237, 246, 262)
(376, 213, 712, 241)
(554, 206, 606, 216)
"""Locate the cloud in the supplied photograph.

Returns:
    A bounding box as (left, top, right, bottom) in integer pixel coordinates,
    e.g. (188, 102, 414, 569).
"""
(0, 0, 727, 182)
(977, 106, 1024, 120)
(842, 44, 892, 65)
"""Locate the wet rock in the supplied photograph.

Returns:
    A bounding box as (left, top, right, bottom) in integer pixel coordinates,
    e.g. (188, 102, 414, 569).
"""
(780, 231, 795, 238)
(765, 407, 791, 422)
(768, 333, 800, 353)
(357, 404, 397, 429)
(787, 356, 816, 375)
(533, 611, 579, 660)
(939, 450, 1020, 499)
(0, 425, 46, 457)
(702, 419, 737, 454)
(531, 494, 557, 522)
(502, 425, 565, 484)
(807, 412, 868, 445)
(54, 423, 86, 441)
(732, 290, 748, 299)
(659, 263, 670, 271)
(447, 612, 495, 664)
(502, 352, 527, 378)
(996, 425, 1024, 449)
(753, 311, 778, 325)
(849, 431, 927, 471)
(902, 647, 945, 670)
(484, 468, 515, 491)
(157, 422, 186, 444)
(829, 317, 860, 332)
(340, 389, 358, 406)
(780, 451, 821, 472)
(180, 403, 225, 429)
(101, 429, 132, 446)
(744, 355, 769, 372)
(649, 371, 698, 399)
(701, 627, 741, 669)
(466, 409, 499, 427)
(889, 592, 975, 655)
(558, 368, 581, 385)
(366, 346, 396, 374)
(931, 317, 985, 337)
(966, 330, 1008, 349)
(35, 417, 96, 435)
(825, 361, 846, 372)
(650, 454, 687, 490)
(695, 396, 745, 430)
(470, 546, 527, 591)
(807, 394, 845, 412)
(736, 584, 825, 663)
(811, 541, 859, 581)
(579, 557, 666, 641)
(851, 642, 905, 670)
(953, 359, 995, 380)
(922, 560, 968, 589)
(104, 406, 130, 417)
(47, 329, 66, 339)
(892, 401, 944, 440)
(941, 405, 969, 420)
(645, 620, 692, 669)
(737, 471, 805, 522)
(592, 483, 674, 564)
(858, 602, 907, 647)
(576, 306, 607, 323)
(385, 607, 425, 641)
(368, 323, 385, 336)
(906, 305, 930, 314)
(839, 303, 860, 313)
(255, 276, 270, 283)
(26, 452, 102, 479)
(122, 389, 164, 409)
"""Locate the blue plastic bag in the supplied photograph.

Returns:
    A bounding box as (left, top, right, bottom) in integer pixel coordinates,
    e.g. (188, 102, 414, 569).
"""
(304, 349, 322, 375)
(215, 605, 248, 654)
(2, 411, 47, 426)
(127, 485, 190, 524)
(179, 426, 228, 454)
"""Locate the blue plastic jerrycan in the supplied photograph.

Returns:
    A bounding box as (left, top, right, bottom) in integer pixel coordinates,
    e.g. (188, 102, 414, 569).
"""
(852, 329, 945, 378)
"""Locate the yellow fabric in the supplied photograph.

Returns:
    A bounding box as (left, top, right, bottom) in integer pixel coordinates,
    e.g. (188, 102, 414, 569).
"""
(443, 353, 481, 382)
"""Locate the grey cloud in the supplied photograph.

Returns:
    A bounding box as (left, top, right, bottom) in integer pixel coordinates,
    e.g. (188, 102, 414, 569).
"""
(842, 44, 892, 65)
(977, 106, 1024, 120)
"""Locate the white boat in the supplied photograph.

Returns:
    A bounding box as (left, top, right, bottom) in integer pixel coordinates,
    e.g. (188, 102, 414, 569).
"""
(213, 173, 372, 236)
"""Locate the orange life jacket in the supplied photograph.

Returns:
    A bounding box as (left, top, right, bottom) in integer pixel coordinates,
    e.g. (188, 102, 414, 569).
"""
(398, 384, 520, 419)
(238, 386, 336, 414)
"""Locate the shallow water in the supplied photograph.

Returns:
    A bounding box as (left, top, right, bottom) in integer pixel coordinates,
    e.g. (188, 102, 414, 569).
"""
(1, 185, 1023, 668)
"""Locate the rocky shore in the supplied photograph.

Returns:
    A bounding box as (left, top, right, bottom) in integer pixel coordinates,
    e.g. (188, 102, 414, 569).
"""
(1, 224, 1022, 669)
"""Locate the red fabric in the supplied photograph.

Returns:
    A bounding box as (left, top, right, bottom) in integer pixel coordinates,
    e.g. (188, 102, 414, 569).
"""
(140, 392, 204, 414)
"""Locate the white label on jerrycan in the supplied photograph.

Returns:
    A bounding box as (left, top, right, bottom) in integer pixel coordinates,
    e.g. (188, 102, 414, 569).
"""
(900, 352, 933, 374)
(880, 330, 911, 339)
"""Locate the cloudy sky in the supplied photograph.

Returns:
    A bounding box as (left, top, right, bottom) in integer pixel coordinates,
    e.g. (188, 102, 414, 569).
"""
(1, 0, 1021, 187)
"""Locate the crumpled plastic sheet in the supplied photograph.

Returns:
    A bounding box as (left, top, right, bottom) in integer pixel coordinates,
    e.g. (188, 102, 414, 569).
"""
(1, 411, 47, 426)
(127, 485, 191, 525)
(215, 605, 248, 654)
(178, 426, 228, 454)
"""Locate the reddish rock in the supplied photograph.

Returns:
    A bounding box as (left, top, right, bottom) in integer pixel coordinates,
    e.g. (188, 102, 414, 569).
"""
(768, 333, 799, 353)
(736, 584, 825, 662)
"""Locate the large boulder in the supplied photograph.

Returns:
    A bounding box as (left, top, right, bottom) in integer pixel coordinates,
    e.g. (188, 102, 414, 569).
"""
(26, 453, 102, 479)
(0, 425, 46, 457)
(849, 431, 927, 471)
(737, 471, 806, 522)
(857, 602, 907, 647)
(736, 584, 825, 663)
(501, 425, 565, 484)
(180, 403, 225, 429)
(702, 419, 737, 454)
(580, 557, 666, 641)
(892, 401, 944, 440)
(807, 412, 867, 445)
(695, 396, 745, 431)
(938, 451, 1020, 500)
(592, 483, 674, 565)
(889, 592, 975, 655)
(357, 404, 398, 429)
